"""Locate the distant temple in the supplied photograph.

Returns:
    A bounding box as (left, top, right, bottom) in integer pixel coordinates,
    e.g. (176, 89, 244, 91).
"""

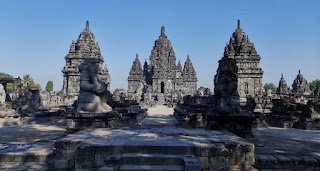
(128, 26, 197, 104)
(62, 20, 111, 96)
(292, 70, 311, 95)
(215, 20, 263, 105)
(277, 74, 290, 95)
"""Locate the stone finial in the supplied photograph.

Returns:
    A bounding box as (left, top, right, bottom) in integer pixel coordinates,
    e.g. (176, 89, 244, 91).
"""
(161, 26, 165, 36)
(237, 19, 240, 29)
(86, 20, 89, 30)
(281, 73, 283, 78)
(299, 70, 300, 74)
(136, 53, 139, 59)
(187, 54, 190, 60)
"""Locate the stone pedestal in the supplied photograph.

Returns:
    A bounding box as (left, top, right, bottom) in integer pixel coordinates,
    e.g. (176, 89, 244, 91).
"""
(205, 112, 254, 138)
(65, 111, 118, 132)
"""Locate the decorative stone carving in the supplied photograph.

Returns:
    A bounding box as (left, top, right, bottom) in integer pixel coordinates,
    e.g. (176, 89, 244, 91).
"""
(277, 74, 290, 95)
(292, 70, 311, 95)
(127, 26, 197, 104)
(62, 20, 111, 96)
(77, 58, 112, 113)
(214, 58, 242, 115)
(216, 20, 263, 105)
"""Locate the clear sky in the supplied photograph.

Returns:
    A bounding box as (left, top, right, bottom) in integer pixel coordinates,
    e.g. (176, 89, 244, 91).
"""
(0, 0, 319, 91)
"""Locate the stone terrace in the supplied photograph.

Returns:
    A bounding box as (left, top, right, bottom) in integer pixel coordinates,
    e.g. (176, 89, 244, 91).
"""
(53, 127, 255, 170)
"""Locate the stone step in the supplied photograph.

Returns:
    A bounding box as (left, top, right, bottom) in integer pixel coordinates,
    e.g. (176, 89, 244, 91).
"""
(120, 153, 184, 165)
(119, 164, 184, 171)
(106, 144, 193, 155)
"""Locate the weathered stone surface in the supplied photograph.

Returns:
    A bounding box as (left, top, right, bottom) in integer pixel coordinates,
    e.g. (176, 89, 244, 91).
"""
(292, 70, 311, 95)
(0, 84, 5, 104)
(215, 20, 263, 105)
(62, 20, 111, 96)
(53, 127, 254, 170)
(77, 58, 112, 113)
(277, 74, 290, 95)
(127, 26, 197, 105)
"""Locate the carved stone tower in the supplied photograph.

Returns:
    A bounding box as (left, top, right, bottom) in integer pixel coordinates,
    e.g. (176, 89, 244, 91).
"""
(127, 26, 197, 104)
(277, 74, 290, 95)
(62, 20, 111, 96)
(215, 20, 263, 105)
(292, 70, 311, 95)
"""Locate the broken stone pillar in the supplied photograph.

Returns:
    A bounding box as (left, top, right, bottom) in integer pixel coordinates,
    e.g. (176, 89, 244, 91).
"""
(0, 84, 5, 104)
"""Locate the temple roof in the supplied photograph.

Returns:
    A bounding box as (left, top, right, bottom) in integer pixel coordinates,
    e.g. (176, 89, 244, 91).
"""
(65, 20, 103, 60)
(292, 70, 311, 94)
(182, 55, 197, 81)
(129, 54, 143, 75)
(149, 26, 176, 69)
(223, 20, 259, 59)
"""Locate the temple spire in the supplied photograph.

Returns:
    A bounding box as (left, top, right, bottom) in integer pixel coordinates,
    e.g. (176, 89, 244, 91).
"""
(86, 20, 89, 31)
(161, 26, 165, 36)
(237, 19, 240, 29)
(281, 73, 283, 79)
(136, 53, 139, 59)
(299, 70, 300, 74)
(187, 54, 190, 60)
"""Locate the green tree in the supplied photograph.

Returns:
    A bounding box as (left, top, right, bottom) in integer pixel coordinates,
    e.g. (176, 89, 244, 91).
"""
(264, 83, 276, 93)
(28, 79, 36, 88)
(22, 74, 32, 86)
(35, 84, 42, 90)
(45, 81, 53, 92)
(310, 79, 320, 91)
(6, 83, 14, 93)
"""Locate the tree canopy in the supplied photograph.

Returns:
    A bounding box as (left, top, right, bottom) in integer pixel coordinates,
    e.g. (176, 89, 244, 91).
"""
(45, 81, 53, 92)
(264, 83, 276, 93)
(310, 79, 320, 91)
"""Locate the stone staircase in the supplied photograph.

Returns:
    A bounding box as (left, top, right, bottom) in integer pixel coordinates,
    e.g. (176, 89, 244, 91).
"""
(101, 153, 200, 171)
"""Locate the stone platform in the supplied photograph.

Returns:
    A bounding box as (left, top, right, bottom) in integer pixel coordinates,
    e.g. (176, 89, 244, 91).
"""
(64, 111, 118, 131)
(247, 127, 320, 170)
(53, 127, 255, 170)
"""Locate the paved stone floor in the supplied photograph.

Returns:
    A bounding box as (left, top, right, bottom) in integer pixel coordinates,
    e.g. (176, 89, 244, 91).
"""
(141, 105, 177, 126)
(0, 122, 65, 171)
(246, 127, 320, 170)
(248, 127, 320, 156)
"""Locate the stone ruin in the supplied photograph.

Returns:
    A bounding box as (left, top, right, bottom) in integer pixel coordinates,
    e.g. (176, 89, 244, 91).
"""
(127, 26, 197, 105)
(64, 58, 117, 132)
(218, 20, 263, 106)
(62, 20, 111, 96)
(0, 77, 22, 117)
(277, 73, 290, 95)
(196, 86, 212, 96)
(292, 70, 311, 95)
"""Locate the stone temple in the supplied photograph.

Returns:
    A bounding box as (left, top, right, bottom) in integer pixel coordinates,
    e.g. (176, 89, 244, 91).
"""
(62, 20, 111, 96)
(128, 26, 197, 104)
(292, 70, 311, 95)
(277, 74, 290, 95)
(215, 20, 263, 105)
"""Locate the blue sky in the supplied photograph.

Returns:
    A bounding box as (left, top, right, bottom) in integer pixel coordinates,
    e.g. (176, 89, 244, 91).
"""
(0, 0, 319, 91)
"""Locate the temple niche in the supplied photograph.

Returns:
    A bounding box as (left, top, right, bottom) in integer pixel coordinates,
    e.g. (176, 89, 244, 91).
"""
(292, 70, 311, 95)
(215, 20, 263, 105)
(127, 26, 197, 104)
(62, 20, 111, 96)
(277, 74, 290, 95)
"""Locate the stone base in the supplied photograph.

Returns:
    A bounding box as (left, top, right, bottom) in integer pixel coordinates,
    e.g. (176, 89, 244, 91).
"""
(205, 112, 254, 138)
(64, 111, 118, 131)
(174, 108, 205, 128)
(53, 127, 255, 170)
